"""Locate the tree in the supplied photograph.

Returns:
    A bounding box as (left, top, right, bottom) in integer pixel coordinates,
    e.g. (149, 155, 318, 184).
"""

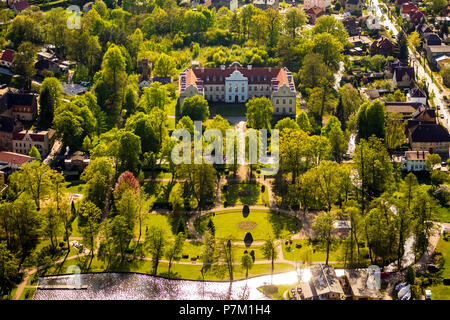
(275, 117, 299, 132)
(408, 31, 421, 48)
(283, 6, 307, 39)
(145, 226, 167, 275)
(312, 15, 349, 46)
(165, 233, 185, 278)
(78, 201, 101, 268)
(13, 41, 37, 90)
(311, 161, 341, 211)
(178, 163, 217, 209)
(310, 33, 344, 71)
(394, 31, 408, 61)
(431, 0, 447, 13)
(328, 121, 347, 163)
(338, 85, 362, 125)
(181, 95, 210, 121)
(405, 265, 416, 284)
(101, 44, 127, 108)
(307, 81, 338, 127)
(425, 153, 442, 171)
(241, 253, 253, 279)
(312, 211, 336, 265)
(279, 129, 310, 183)
(357, 100, 386, 140)
(29, 146, 41, 161)
(385, 112, 406, 150)
(53, 110, 84, 150)
(296, 110, 313, 133)
(9, 161, 53, 211)
(153, 53, 175, 77)
(262, 238, 277, 275)
(81, 157, 115, 210)
(39, 77, 63, 128)
(299, 53, 330, 90)
(201, 230, 216, 280)
(246, 97, 273, 131)
(354, 137, 393, 204)
(0, 242, 19, 296)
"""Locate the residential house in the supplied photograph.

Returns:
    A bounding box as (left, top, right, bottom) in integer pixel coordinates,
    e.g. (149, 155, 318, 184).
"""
(253, 0, 279, 10)
(0, 49, 15, 69)
(363, 89, 380, 101)
(409, 10, 425, 25)
(209, 0, 239, 11)
(393, 66, 415, 88)
(425, 45, 450, 69)
(345, 0, 362, 13)
(0, 151, 34, 171)
(385, 101, 424, 118)
(307, 264, 344, 300)
(343, 16, 362, 36)
(401, 150, 429, 171)
(400, 2, 418, 19)
(179, 62, 297, 116)
(0, 90, 38, 121)
(406, 86, 427, 105)
(408, 122, 450, 159)
(423, 33, 442, 47)
(64, 151, 90, 173)
(370, 36, 393, 56)
(344, 269, 383, 300)
(138, 59, 171, 88)
(304, 0, 328, 10)
(407, 104, 437, 130)
(12, 129, 55, 157)
(305, 6, 326, 24)
(0, 116, 23, 151)
(10, 0, 31, 14)
(416, 23, 433, 37)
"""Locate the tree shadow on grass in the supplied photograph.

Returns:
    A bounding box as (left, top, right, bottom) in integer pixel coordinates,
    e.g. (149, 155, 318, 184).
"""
(224, 183, 260, 206)
(268, 212, 302, 239)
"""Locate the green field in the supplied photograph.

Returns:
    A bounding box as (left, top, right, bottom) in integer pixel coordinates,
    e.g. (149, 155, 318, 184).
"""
(194, 209, 302, 241)
(436, 235, 450, 279)
(282, 239, 342, 263)
(210, 103, 247, 117)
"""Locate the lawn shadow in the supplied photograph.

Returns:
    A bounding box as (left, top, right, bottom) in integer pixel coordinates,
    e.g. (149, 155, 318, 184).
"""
(268, 211, 302, 239)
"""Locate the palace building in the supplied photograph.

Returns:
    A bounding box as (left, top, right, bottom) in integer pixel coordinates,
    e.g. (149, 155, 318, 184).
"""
(178, 62, 297, 116)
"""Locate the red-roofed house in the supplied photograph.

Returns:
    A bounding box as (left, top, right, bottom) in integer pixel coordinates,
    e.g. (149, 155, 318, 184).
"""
(179, 62, 297, 116)
(409, 11, 425, 25)
(12, 129, 55, 157)
(305, 6, 326, 24)
(400, 2, 418, 19)
(0, 151, 33, 171)
(11, 0, 31, 14)
(0, 49, 15, 69)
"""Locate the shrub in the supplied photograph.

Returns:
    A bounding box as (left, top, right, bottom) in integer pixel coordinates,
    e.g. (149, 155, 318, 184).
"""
(244, 232, 254, 247)
(242, 205, 250, 218)
(405, 266, 416, 285)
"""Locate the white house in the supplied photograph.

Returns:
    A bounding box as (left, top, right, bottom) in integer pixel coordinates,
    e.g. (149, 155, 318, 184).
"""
(401, 151, 429, 172)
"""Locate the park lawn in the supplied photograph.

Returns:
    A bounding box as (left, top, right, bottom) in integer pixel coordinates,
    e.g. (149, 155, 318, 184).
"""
(66, 183, 85, 195)
(258, 283, 297, 300)
(210, 103, 247, 117)
(223, 183, 265, 206)
(427, 284, 450, 300)
(432, 206, 450, 223)
(435, 235, 450, 279)
(195, 209, 302, 241)
(282, 239, 342, 263)
(19, 288, 36, 300)
(71, 216, 82, 237)
(133, 212, 175, 239)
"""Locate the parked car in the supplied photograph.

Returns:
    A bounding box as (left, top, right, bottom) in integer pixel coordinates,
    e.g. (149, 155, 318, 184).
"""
(442, 161, 447, 167)
(381, 272, 391, 278)
(437, 105, 440, 110)
(440, 114, 444, 119)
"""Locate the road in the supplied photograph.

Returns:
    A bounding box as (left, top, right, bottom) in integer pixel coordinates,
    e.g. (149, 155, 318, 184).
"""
(371, 0, 450, 131)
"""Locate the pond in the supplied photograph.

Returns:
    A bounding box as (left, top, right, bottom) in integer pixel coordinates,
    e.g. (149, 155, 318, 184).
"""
(33, 271, 301, 300)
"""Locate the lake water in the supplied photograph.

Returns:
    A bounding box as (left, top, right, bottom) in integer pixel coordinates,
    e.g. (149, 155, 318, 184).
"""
(33, 271, 301, 300)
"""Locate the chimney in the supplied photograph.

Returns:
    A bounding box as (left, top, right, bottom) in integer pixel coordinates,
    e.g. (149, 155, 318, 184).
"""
(247, 65, 252, 70)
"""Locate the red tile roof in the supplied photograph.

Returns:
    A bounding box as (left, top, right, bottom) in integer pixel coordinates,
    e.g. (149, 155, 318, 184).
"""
(0, 49, 15, 63)
(181, 63, 295, 93)
(401, 2, 418, 14)
(0, 151, 32, 166)
(13, 130, 47, 142)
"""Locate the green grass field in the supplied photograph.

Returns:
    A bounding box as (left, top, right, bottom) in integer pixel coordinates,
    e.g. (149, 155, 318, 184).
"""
(436, 235, 450, 279)
(194, 209, 302, 241)
(282, 239, 342, 263)
(210, 103, 247, 117)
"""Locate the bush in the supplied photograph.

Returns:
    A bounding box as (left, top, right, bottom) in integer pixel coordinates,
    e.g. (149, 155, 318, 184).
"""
(244, 232, 254, 247)
(261, 185, 265, 192)
(242, 205, 250, 218)
(405, 266, 416, 285)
